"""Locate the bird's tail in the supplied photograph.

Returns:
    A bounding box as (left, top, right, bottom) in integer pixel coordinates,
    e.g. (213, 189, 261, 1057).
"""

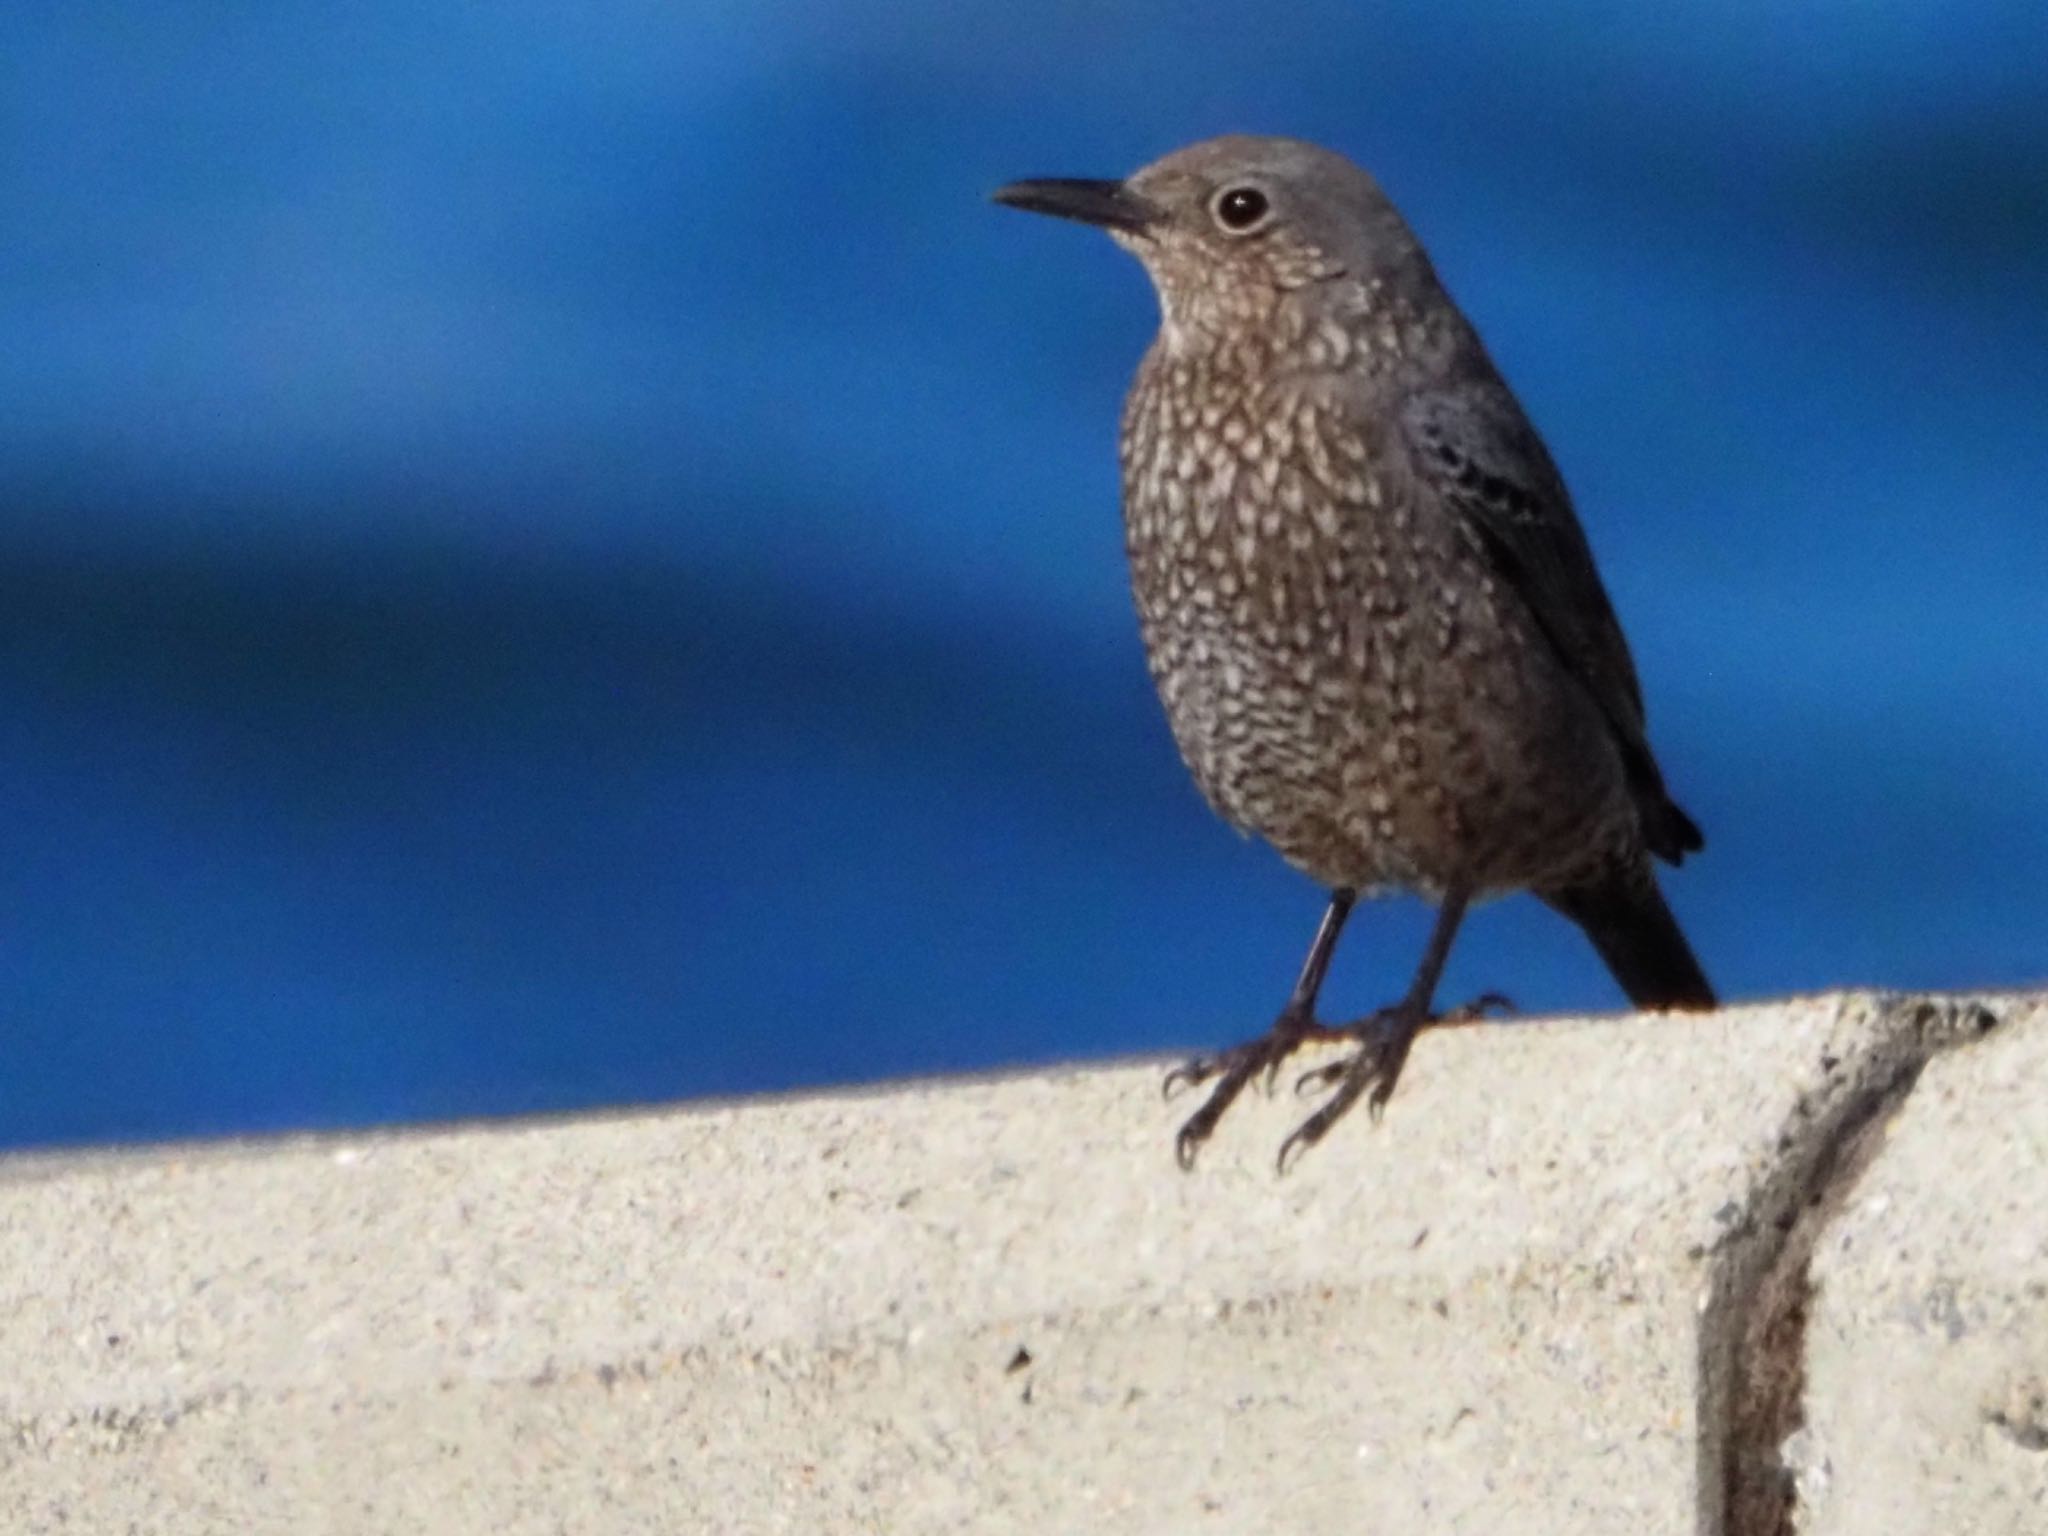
(1540, 872, 1716, 1011)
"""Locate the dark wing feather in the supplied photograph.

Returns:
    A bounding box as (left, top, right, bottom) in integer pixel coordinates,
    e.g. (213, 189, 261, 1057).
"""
(1399, 385, 1702, 863)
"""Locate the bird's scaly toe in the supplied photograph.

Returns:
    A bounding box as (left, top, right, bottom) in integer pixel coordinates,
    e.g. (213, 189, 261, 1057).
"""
(1168, 1007, 1331, 1168)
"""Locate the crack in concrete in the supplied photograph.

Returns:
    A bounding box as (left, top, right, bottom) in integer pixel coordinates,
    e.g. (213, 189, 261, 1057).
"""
(1695, 995, 2004, 1536)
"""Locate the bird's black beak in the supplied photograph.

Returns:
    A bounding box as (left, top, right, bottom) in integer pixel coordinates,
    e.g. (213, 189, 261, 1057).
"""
(991, 177, 1159, 236)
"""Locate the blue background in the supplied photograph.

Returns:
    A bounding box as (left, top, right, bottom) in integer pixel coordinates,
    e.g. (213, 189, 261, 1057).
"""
(3, 2, 2043, 1146)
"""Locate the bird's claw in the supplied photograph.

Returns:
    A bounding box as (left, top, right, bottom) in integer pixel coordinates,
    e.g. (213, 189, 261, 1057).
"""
(1273, 987, 1511, 1170)
(1274, 1117, 1325, 1176)
(1164, 1015, 1316, 1167)
(1294, 1059, 1347, 1098)
(1277, 1035, 1404, 1173)
(1172, 987, 1510, 1170)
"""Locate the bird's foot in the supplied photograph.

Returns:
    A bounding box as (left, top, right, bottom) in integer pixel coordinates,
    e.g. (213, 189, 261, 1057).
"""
(1163, 1004, 1350, 1170)
(1277, 991, 1514, 1174)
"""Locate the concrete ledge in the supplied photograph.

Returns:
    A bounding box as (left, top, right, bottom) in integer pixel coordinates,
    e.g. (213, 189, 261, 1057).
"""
(1, 991, 2040, 1533)
(1799, 1001, 2048, 1532)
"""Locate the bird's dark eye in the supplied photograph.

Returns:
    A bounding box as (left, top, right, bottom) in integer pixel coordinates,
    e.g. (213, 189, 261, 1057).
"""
(1212, 185, 1271, 232)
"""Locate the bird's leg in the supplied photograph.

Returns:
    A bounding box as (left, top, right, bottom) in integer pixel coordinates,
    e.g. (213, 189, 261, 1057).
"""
(1165, 889, 1355, 1170)
(1277, 889, 1477, 1174)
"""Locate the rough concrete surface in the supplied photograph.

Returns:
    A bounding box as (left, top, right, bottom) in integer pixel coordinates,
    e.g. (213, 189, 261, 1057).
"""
(1798, 1000, 2048, 1535)
(0, 990, 2038, 1534)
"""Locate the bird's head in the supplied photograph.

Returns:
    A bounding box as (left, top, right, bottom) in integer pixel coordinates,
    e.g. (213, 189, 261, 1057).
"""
(994, 135, 1430, 347)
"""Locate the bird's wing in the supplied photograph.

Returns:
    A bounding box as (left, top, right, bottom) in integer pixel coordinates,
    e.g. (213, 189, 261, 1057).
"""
(1398, 385, 1701, 859)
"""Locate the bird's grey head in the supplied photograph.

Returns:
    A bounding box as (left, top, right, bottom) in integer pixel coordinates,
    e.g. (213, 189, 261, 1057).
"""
(994, 135, 1432, 347)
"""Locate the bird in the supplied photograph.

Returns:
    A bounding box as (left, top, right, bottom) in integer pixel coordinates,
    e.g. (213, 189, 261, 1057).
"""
(991, 136, 1716, 1172)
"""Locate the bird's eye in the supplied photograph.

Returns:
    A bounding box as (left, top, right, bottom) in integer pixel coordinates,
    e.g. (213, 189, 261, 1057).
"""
(1212, 185, 1271, 233)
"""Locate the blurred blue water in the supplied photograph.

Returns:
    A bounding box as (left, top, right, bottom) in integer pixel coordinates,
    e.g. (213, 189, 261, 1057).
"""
(1, 2, 2043, 1146)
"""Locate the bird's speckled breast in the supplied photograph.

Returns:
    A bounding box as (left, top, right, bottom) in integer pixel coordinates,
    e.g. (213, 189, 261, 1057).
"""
(1118, 332, 1627, 895)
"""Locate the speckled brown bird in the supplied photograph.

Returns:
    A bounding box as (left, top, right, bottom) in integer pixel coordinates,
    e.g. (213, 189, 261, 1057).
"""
(993, 135, 1715, 1171)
